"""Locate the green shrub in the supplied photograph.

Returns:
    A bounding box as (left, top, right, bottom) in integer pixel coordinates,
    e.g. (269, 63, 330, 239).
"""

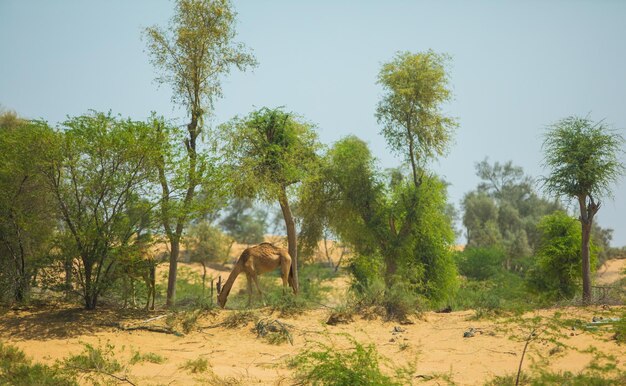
(458, 247, 507, 281)
(129, 350, 166, 365)
(63, 341, 122, 374)
(180, 358, 209, 374)
(451, 272, 536, 315)
(0, 341, 76, 386)
(526, 211, 597, 301)
(289, 339, 410, 386)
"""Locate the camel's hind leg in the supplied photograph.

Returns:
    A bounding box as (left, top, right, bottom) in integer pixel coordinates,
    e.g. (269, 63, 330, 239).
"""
(245, 273, 253, 306)
(279, 251, 292, 294)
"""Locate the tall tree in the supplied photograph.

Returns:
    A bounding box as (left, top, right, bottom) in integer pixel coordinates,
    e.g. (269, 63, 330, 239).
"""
(300, 136, 458, 305)
(542, 116, 624, 303)
(144, 0, 256, 306)
(376, 50, 457, 187)
(42, 112, 157, 309)
(219, 107, 321, 293)
(463, 159, 567, 270)
(0, 112, 57, 302)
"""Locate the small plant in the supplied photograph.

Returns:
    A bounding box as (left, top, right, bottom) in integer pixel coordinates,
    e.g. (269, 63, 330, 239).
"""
(613, 312, 626, 344)
(255, 318, 293, 345)
(221, 310, 259, 328)
(180, 358, 209, 374)
(289, 337, 412, 385)
(129, 350, 166, 365)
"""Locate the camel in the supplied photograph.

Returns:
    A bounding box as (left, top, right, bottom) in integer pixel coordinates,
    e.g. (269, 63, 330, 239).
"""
(217, 242, 296, 308)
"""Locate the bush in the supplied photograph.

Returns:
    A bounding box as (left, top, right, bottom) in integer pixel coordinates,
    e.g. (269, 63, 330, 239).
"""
(289, 338, 411, 386)
(526, 211, 596, 301)
(451, 272, 536, 315)
(458, 247, 507, 281)
(180, 358, 209, 374)
(63, 341, 122, 374)
(0, 341, 76, 386)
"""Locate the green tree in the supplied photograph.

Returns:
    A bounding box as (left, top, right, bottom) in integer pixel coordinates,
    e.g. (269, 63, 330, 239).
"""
(219, 107, 321, 293)
(0, 112, 57, 302)
(527, 211, 596, 300)
(144, 0, 256, 306)
(376, 50, 457, 187)
(542, 116, 624, 302)
(462, 159, 562, 270)
(219, 198, 266, 245)
(41, 112, 157, 309)
(300, 136, 457, 306)
(187, 220, 232, 296)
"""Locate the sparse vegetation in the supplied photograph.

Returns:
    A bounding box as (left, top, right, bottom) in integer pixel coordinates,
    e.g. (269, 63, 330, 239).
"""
(0, 342, 76, 386)
(180, 358, 209, 374)
(129, 350, 166, 365)
(289, 338, 413, 386)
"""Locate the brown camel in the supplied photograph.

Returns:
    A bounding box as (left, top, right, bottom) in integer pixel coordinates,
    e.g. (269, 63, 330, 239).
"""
(217, 242, 296, 308)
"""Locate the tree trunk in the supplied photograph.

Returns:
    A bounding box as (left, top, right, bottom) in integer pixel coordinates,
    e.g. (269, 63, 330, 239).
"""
(581, 221, 592, 303)
(578, 195, 598, 304)
(84, 262, 97, 310)
(166, 238, 180, 307)
(279, 191, 299, 293)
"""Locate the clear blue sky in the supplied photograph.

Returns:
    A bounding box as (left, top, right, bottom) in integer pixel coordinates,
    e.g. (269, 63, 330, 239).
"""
(1, 0, 625, 246)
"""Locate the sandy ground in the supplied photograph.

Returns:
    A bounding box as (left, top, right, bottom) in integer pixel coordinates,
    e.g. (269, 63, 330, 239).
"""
(595, 258, 626, 285)
(0, 257, 624, 385)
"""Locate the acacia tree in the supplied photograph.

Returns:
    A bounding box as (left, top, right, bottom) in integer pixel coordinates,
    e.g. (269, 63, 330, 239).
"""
(299, 136, 458, 306)
(219, 107, 321, 293)
(0, 112, 57, 302)
(543, 116, 624, 303)
(42, 112, 157, 309)
(144, 0, 256, 306)
(376, 50, 457, 187)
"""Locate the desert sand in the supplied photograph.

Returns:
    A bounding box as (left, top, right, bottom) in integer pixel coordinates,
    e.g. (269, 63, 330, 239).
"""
(0, 256, 624, 385)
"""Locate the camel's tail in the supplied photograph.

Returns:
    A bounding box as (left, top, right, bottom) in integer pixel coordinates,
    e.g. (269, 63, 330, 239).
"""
(217, 254, 245, 308)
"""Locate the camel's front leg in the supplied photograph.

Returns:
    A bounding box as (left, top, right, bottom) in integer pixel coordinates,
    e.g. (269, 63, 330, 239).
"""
(250, 274, 266, 306)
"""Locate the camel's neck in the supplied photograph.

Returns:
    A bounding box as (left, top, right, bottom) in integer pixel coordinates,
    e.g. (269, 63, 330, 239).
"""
(218, 261, 243, 306)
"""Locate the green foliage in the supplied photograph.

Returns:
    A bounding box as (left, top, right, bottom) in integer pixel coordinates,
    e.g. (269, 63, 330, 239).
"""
(289, 338, 410, 386)
(0, 341, 77, 386)
(458, 247, 507, 281)
(43, 112, 158, 309)
(300, 136, 458, 312)
(527, 211, 596, 300)
(144, 0, 256, 120)
(452, 272, 533, 315)
(63, 341, 122, 374)
(543, 116, 624, 201)
(376, 50, 457, 184)
(187, 220, 233, 264)
(219, 198, 267, 244)
(0, 112, 58, 303)
(180, 358, 209, 374)
(219, 107, 321, 202)
(462, 159, 562, 270)
(144, 0, 255, 307)
(613, 312, 626, 344)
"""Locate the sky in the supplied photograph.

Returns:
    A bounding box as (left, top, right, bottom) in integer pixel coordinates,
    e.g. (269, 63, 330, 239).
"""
(1, 0, 625, 246)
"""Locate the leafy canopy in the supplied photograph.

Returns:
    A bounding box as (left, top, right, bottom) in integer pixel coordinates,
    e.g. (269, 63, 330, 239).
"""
(376, 50, 457, 183)
(543, 116, 624, 201)
(219, 107, 321, 202)
(144, 0, 256, 121)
